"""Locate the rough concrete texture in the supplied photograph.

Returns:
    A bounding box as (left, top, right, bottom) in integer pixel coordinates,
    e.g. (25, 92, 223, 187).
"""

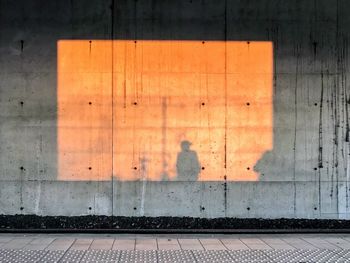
(0, 0, 349, 220)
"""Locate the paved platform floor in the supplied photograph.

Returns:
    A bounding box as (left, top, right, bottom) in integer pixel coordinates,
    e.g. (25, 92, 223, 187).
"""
(0, 233, 350, 262)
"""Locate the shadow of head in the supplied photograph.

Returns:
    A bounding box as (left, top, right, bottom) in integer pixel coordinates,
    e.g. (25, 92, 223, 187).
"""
(176, 140, 200, 181)
(180, 140, 192, 151)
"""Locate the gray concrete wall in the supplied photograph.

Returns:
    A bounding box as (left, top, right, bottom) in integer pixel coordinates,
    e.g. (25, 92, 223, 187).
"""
(0, 0, 349, 219)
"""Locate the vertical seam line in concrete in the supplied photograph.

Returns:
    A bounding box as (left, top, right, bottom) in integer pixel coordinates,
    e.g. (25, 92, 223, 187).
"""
(318, 72, 324, 214)
(293, 44, 299, 216)
(111, 0, 115, 217)
(223, 0, 228, 217)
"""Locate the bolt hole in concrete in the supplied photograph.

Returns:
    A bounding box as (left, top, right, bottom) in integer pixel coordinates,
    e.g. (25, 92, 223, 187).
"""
(57, 40, 273, 181)
(133, 207, 137, 210)
(247, 207, 250, 210)
(20, 207, 24, 210)
(88, 167, 92, 170)
(20, 101, 24, 105)
(20, 166, 25, 171)
(88, 207, 92, 210)
(20, 40, 24, 51)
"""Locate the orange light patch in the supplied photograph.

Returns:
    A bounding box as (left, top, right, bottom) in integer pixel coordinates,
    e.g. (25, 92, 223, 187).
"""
(57, 40, 273, 181)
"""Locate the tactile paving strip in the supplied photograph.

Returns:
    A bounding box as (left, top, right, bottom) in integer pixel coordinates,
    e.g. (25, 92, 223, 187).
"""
(192, 250, 233, 262)
(119, 250, 158, 263)
(228, 250, 274, 262)
(264, 249, 349, 263)
(80, 250, 120, 263)
(42, 251, 66, 263)
(0, 249, 350, 262)
(59, 250, 86, 263)
(0, 250, 64, 263)
(157, 250, 195, 263)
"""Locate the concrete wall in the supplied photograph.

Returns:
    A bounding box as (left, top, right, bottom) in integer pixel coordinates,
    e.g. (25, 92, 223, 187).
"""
(0, 0, 349, 219)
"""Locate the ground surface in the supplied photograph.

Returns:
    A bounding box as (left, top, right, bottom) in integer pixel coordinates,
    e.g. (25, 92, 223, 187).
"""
(0, 233, 350, 262)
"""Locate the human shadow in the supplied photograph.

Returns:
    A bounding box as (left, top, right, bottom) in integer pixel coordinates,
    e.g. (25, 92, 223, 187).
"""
(176, 140, 200, 181)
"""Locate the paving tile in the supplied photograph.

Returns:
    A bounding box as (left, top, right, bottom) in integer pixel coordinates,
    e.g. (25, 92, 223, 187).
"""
(199, 238, 226, 250)
(70, 238, 94, 250)
(324, 238, 350, 249)
(89, 238, 115, 250)
(282, 237, 318, 249)
(135, 238, 157, 250)
(220, 239, 250, 250)
(45, 238, 75, 251)
(23, 237, 55, 250)
(1, 238, 33, 249)
(157, 238, 181, 250)
(240, 238, 272, 250)
(112, 239, 135, 250)
(302, 237, 342, 250)
(178, 239, 204, 250)
(261, 238, 295, 250)
(0, 237, 14, 243)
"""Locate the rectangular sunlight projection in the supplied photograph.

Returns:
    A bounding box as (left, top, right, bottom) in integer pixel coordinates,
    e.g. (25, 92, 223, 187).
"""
(57, 40, 273, 181)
